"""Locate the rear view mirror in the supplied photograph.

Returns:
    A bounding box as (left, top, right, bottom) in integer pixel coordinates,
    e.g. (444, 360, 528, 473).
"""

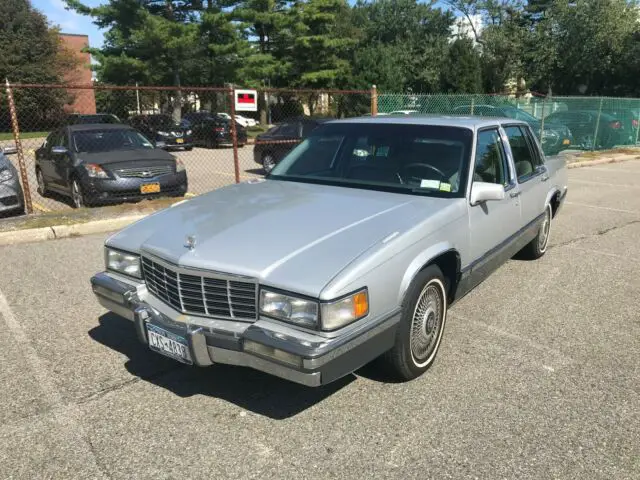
(51, 146, 68, 155)
(2, 146, 17, 155)
(470, 182, 505, 205)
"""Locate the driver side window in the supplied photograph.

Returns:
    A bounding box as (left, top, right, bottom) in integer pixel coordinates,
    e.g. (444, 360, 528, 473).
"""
(474, 129, 508, 186)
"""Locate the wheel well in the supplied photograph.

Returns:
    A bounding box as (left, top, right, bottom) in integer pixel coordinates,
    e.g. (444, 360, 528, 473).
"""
(550, 191, 561, 218)
(424, 250, 460, 304)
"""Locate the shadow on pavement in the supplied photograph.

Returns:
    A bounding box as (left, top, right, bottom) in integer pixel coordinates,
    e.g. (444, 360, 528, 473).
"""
(89, 313, 353, 419)
(244, 168, 266, 175)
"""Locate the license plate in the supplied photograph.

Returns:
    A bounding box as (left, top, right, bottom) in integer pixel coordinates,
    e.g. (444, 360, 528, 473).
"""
(176, 138, 184, 144)
(146, 324, 192, 364)
(563, 139, 571, 145)
(140, 183, 160, 194)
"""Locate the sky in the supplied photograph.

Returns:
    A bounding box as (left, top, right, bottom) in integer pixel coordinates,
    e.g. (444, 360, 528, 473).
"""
(32, 0, 106, 48)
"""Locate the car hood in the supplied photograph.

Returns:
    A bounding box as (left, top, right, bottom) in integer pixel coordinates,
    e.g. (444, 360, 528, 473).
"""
(107, 180, 456, 297)
(78, 148, 175, 165)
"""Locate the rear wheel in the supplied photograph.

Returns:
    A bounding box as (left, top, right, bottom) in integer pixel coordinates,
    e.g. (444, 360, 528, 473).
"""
(519, 204, 552, 260)
(36, 168, 49, 197)
(382, 265, 448, 381)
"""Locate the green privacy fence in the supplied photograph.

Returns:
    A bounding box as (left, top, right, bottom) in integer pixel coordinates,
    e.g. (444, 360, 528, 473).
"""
(378, 94, 640, 154)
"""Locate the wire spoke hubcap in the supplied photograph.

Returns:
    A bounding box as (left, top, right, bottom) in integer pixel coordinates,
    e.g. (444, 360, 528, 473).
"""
(410, 282, 444, 364)
(539, 208, 551, 251)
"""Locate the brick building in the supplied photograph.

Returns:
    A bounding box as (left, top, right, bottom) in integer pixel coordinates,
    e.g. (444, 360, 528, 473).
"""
(59, 33, 96, 114)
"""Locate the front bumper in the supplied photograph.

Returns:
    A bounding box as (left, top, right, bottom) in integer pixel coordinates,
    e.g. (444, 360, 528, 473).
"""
(91, 272, 400, 387)
(0, 180, 24, 214)
(82, 171, 188, 202)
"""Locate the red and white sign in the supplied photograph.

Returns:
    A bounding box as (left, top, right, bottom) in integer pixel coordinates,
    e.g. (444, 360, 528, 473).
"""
(234, 89, 258, 112)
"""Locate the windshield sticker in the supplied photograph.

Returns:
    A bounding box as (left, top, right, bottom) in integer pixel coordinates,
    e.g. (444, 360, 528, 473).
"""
(439, 182, 452, 192)
(420, 179, 441, 189)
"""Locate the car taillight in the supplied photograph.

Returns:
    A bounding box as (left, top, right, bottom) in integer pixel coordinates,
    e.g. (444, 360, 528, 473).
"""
(609, 121, 622, 129)
(633, 119, 639, 128)
(214, 127, 225, 132)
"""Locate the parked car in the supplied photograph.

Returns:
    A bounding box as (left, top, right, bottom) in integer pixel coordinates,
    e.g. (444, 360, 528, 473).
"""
(128, 114, 193, 151)
(91, 116, 568, 387)
(0, 146, 25, 216)
(388, 110, 418, 115)
(217, 112, 258, 128)
(35, 124, 188, 208)
(253, 116, 330, 172)
(543, 110, 627, 149)
(451, 104, 573, 155)
(181, 112, 247, 148)
(601, 108, 640, 145)
(65, 113, 122, 125)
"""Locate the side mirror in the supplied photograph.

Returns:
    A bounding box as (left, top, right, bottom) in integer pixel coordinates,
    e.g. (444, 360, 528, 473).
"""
(51, 146, 68, 155)
(470, 182, 505, 206)
(2, 146, 17, 155)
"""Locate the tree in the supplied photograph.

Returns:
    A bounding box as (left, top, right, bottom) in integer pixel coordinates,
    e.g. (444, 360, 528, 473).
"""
(441, 38, 482, 93)
(0, 0, 79, 131)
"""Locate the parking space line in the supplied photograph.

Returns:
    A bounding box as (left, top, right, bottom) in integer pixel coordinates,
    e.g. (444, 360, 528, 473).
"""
(0, 286, 108, 477)
(565, 202, 638, 214)
(584, 167, 640, 174)
(571, 179, 640, 189)
(184, 192, 196, 198)
(32, 202, 51, 212)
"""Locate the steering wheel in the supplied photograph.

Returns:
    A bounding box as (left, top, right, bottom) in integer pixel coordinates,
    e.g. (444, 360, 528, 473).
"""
(400, 163, 447, 183)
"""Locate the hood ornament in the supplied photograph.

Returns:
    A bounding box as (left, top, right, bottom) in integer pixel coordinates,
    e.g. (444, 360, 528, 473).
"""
(184, 235, 196, 251)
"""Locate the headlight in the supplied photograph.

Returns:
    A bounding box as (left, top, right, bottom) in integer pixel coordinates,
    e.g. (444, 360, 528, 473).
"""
(175, 159, 186, 172)
(84, 163, 108, 178)
(259, 288, 369, 330)
(260, 290, 319, 328)
(157, 131, 169, 137)
(320, 289, 369, 331)
(186, 130, 192, 135)
(105, 248, 141, 278)
(0, 167, 13, 182)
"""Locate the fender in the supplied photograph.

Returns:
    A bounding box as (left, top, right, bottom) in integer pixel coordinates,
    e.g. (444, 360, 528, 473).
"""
(398, 241, 459, 304)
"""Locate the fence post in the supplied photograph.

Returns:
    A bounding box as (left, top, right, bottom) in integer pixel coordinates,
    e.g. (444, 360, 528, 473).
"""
(371, 85, 378, 116)
(635, 99, 640, 146)
(228, 86, 241, 184)
(593, 97, 604, 151)
(539, 96, 547, 145)
(4, 79, 33, 214)
(470, 96, 475, 115)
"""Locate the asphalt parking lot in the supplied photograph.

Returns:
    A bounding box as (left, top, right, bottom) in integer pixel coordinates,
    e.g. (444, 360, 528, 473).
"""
(1, 161, 639, 479)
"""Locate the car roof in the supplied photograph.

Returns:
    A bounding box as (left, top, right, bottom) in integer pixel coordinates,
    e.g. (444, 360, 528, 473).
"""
(331, 114, 529, 129)
(67, 124, 135, 132)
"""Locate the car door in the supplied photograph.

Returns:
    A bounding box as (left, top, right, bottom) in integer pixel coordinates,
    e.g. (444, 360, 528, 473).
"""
(51, 129, 74, 191)
(36, 131, 59, 184)
(467, 127, 522, 285)
(503, 124, 548, 227)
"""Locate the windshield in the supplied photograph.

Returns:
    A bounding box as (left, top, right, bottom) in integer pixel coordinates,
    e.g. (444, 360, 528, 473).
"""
(148, 116, 179, 128)
(73, 129, 155, 153)
(269, 123, 473, 197)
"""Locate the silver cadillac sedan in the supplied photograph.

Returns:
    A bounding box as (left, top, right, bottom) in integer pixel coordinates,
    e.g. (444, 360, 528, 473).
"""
(91, 116, 568, 387)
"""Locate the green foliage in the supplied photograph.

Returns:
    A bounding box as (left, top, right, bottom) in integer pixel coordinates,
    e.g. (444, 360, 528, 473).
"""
(441, 38, 482, 93)
(0, 0, 79, 130)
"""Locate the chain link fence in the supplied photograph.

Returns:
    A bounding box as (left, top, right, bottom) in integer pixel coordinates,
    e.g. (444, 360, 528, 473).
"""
(0, 84, 373, 216)
(378, 93, 640, 155)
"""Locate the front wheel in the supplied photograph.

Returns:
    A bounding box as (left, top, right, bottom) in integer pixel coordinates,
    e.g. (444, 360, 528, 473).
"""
(71, 178, 88, 209)
(262, 153, 276, 173)
(519, 204, 552, 260)
(383, 265, 448, 381)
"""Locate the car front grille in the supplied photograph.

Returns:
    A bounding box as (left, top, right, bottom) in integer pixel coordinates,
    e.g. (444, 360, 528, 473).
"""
(116, 165, 173, 178)
(141, 255, 258, 320)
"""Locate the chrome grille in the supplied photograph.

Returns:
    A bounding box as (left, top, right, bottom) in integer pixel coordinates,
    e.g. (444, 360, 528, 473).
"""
(141, 256, 257, 320)
(116, 165, 173, 178)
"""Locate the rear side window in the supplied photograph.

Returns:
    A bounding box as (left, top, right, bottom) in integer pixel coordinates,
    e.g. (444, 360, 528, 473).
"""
(277, 123, 300, 137)
(504, 126, 540, 181)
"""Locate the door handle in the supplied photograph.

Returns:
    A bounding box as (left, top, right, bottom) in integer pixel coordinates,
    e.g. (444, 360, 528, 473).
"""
(541, 174, 549, 182)
(510, 191, 521, 198)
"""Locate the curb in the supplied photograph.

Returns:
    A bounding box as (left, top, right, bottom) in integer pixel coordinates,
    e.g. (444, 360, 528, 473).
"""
(567, 155, 639, 169)
(0, 214, 146, 247)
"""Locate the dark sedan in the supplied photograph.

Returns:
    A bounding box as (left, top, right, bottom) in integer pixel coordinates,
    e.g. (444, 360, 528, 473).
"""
(65, 113, 122, 125)
(543, 110, 628, 149)
(451, 104, 573, 155)
(35, 125, 188, 208)
(180, 112, 247, 148)
(253, 117, 330, 172)
(0, 146, 25, 216)
(128, 114, 193, 150)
